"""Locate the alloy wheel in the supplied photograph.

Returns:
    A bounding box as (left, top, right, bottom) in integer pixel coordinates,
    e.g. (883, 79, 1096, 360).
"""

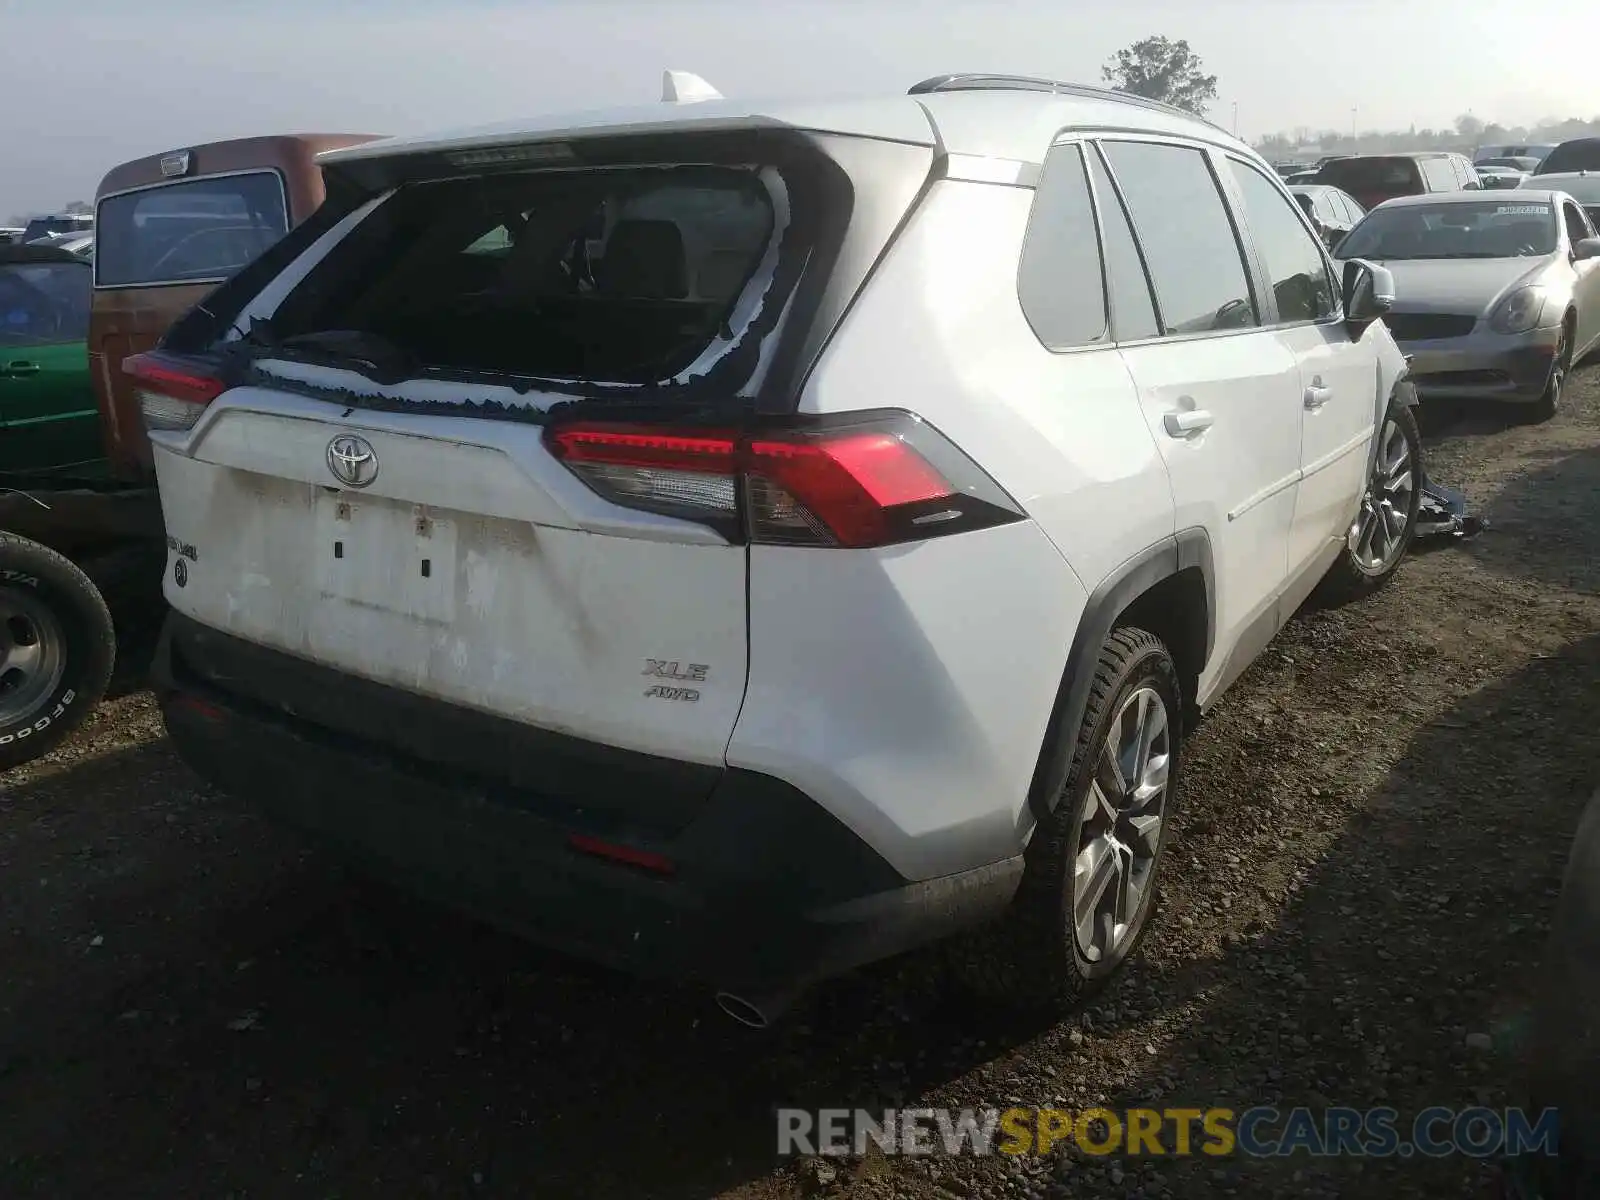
(1348, 415, 1416, 575)
(1072, 685, 1171, 963)
(0, 587, 65, 727)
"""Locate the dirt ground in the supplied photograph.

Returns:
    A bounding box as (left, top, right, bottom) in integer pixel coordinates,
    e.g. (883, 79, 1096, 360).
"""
(3, 364, 1599, 1200)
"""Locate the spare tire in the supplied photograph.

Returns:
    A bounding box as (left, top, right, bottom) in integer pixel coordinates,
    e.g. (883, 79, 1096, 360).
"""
(0, 532, 115, 770)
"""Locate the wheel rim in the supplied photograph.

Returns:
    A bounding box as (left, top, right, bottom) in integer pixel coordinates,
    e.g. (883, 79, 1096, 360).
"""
(0, 586, 66, 728)
(1348, 416, 1416, 575)
(1548, 330, 1569, 410)
(1072, 685, 1171, 963)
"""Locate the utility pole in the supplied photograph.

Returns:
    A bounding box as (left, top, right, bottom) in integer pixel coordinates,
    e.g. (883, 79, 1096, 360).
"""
(1351, 106, 1358, 145)
(1232, 101, 1239, 137)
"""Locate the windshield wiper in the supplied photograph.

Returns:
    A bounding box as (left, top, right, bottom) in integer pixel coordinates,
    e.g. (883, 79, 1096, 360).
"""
(268, 329, 420, 385)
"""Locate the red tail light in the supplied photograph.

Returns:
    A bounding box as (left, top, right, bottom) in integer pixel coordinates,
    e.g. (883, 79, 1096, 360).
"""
(123, 351, 227, 433)
(545, 411, 1023, 548)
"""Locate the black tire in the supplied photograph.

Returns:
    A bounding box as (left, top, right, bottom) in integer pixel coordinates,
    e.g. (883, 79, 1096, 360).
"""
(0, 532, 115, 771)
(954, 627, 1182, 1008)
(1317, 397, 1423, 604)
(1524, 316, 1572, 425)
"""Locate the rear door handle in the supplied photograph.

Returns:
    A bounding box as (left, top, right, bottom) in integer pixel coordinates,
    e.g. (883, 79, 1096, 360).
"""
(2, 361, 39, 378)
(1304, 382, 1332, 409)
(1163, 408, 1214, 437)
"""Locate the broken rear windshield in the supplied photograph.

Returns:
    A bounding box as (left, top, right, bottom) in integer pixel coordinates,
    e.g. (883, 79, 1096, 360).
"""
(261, 166, 779, 387)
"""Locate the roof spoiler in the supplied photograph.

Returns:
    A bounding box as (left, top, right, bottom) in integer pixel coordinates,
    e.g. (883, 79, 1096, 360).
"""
(662, 70, 723, 104)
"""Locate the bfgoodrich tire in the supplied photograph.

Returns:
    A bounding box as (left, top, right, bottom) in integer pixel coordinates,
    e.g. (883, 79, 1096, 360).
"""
(0, 533, 114, 771)
(1317, 398, 1422, 604)
(954, 626, 1181, 1008)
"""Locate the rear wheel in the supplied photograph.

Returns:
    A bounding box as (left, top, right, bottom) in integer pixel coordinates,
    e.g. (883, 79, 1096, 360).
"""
(0, 533, 115, 771)
(955, 627, 1181, 1007)
(1317, 399, 1422, 603)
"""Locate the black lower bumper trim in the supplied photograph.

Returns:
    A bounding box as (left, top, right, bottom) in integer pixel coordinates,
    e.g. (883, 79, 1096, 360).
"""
(152, 615, 1023, 990)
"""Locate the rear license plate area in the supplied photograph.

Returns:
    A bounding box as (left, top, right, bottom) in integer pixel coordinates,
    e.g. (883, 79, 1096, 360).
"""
(312, 492, 458, 624)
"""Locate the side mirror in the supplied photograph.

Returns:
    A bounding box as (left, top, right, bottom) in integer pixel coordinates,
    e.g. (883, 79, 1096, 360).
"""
(1463, 179, 1483, 191)
(1342, 258, 1395, 332)
(1574, 237, 1600, 261)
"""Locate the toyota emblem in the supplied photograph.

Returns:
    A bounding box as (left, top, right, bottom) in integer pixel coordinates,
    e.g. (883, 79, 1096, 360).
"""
(326, 434, 379, 489)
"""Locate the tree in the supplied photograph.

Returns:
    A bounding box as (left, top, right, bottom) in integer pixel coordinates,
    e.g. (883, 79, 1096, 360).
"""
(62, 200, 91, 215)
(1455, 113, 1484, 142)
(1101, 36, 1218, 117)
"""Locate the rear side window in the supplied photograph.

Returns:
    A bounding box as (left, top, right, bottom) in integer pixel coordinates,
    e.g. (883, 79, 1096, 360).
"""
(1420, 158, 1457, 191)
(0, 261, 90, 346)
(265, 166, 777, 385)
(1085, 148, 1160, 341)
(1100, 140, 1256, 335)
(1227, 162, 1336, 322)
(1017, 143, 1108, 350)
(96, 172, 289, 288)
(1321, 158, 1422, 194)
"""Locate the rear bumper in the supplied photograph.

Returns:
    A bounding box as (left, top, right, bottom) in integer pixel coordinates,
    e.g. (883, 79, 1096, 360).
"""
(152, 614, 1022, 992)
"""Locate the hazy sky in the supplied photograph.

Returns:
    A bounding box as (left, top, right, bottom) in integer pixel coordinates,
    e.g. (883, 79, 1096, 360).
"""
(2, 0, 1593, 217)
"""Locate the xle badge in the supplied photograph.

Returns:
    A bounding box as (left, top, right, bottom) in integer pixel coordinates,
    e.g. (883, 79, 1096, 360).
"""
(643, 659, 708, 703)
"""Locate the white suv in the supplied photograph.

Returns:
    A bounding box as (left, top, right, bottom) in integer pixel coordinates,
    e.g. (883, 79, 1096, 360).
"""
(132, 74, 1418, 1025)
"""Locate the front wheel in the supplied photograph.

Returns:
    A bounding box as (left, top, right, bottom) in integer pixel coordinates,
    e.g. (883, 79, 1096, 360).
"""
(0, 533, 115, 771)
(1525, 320, 1571, 425)
(1317, 399, 1422, 604)
(954, 626, 1181, 1008)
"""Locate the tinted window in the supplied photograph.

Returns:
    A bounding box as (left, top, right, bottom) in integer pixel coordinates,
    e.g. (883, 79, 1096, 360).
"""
(1085, 147, 1160, 341)
(96, 172, 289, 287)
(1016, 143, 1108, 349)
(1538, 139, 1600, 175)
(1320, 157, 1423, 196)
(1228, 162, 1336, 322)
(0, 261, 91, 346)
(1100, 140, 1255, 335)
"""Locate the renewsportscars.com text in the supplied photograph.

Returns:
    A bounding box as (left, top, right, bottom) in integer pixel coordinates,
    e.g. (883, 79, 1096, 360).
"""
(777, 1105, 1558, 1159)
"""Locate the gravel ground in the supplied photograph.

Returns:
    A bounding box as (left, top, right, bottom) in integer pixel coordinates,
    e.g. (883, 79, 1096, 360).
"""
(3, 364, 1599, 1199)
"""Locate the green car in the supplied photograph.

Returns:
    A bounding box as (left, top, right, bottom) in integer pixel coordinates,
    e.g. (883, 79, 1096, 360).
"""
(0, 244, 102, 476)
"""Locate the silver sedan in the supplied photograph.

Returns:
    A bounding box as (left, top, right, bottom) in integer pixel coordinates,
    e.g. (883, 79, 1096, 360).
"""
(1334, 190, 1600, 419)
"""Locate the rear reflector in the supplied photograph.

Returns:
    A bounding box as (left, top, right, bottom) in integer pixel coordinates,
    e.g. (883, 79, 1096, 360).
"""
(567, 833, 677, 876)
(545, 411, 1023, 549)
(123, 351, 227, 433)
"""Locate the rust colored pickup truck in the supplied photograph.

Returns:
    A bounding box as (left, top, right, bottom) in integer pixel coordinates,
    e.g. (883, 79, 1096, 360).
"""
(91, 134, 378, 479)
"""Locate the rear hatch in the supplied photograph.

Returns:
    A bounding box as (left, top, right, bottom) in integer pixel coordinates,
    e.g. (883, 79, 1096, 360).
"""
(137, 123, 939, 789)
(1319, 156, 1424, 211)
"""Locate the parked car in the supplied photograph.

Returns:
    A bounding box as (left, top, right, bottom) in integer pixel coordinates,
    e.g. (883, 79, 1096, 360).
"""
(1534, 137, 1600, 176)
(1284, 170, 1321, 185)
(1317, 152, 1481, 210)
(0, 244, 117, 764)
(0, 244, 100, 474)
(1476, 166, 1530, 191)
(1289, 183, 1366, 250)
(19, 214, 93, 244)
(92, 133, 380, 481)
(0, 133, 381, 773)
(1521, 168, 1600, 228)
(27, 231, 93, 260)
(1475, 142, 1558, 167)
(1478, 155, 1541, 176)
(1333, 190, 1600, 421)
(137, 71, 1416, 1024)
(0, 228, 24, 246)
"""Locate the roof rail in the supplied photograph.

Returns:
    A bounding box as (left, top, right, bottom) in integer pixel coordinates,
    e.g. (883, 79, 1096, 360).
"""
(907, 74, 1226, 132)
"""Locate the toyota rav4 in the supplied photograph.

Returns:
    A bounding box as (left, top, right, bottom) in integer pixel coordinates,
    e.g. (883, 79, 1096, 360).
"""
(133, 72, 1419, 1025)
